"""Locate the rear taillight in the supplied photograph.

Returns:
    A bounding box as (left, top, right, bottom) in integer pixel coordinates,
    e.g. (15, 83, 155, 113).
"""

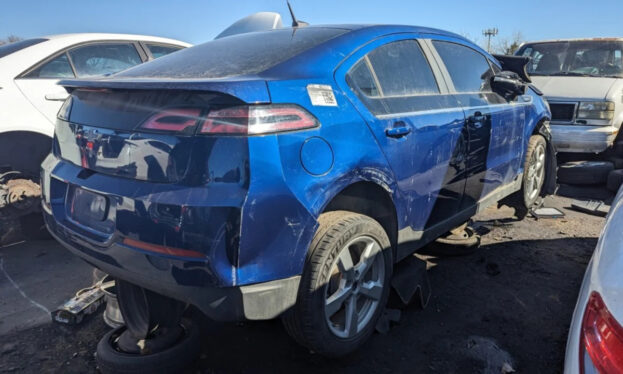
(139, 108, 202, 133)
(580, 291, 623, 373)
(200, 104, 319, 135)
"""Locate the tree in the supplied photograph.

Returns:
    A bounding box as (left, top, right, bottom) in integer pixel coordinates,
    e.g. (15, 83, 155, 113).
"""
(494, 32, 524, 55)
(0, 35, 23, 46)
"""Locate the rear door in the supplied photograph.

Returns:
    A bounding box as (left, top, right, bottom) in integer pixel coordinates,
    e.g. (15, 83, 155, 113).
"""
(335, 36, 468, 232)
(15, 41, 146, 124)
(430, 39, 525, 208)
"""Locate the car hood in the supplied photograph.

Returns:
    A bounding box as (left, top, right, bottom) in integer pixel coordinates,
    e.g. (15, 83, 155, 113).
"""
(530, 76, 619, 101)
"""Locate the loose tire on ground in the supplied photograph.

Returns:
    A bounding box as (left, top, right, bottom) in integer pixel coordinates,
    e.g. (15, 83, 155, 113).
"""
(282, 211, 393, 357)
(96, 322, 200, 374)
(557, 161, 614, 185)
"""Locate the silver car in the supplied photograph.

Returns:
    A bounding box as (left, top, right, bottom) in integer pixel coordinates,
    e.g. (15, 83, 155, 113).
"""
(517, 39, 623, 154)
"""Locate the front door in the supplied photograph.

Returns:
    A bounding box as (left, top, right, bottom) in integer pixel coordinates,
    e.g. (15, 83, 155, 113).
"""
(431, 40, 525, 208)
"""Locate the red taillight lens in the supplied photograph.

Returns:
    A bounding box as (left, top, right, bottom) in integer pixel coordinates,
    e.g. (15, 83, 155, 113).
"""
(200, 105, 319, 135)
(139, 108, 202, 133)
(580, 291, 623, 373)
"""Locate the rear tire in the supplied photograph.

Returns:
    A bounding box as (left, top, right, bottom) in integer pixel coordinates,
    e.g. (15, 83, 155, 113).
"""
(282, 211, 393, 357)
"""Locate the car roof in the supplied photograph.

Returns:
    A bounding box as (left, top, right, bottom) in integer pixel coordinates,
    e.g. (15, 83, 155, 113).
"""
(40, 33, 191, 46)
(521, 37, 623, 45)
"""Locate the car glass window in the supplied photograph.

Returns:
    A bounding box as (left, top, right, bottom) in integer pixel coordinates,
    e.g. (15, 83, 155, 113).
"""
(25, 53, 75, 78)
(0, 38, 47, 58)
(367, 40, 439, 96)
(346, 59, 380, 97)
(115, 28, 347, 79)
(68, 43, 142, 77)
(145, 44, 184, 58)
(433, 41, 494, 93)
(517, 41, 623, 77)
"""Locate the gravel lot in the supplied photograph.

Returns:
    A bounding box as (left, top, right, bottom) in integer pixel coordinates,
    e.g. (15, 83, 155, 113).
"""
(0, 192, 608, 373)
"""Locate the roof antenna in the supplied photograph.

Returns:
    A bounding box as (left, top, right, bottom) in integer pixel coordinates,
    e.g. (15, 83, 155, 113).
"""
(286, 1, 308, 28)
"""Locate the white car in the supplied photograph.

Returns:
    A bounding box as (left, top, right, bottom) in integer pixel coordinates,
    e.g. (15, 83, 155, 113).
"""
(564, 186, 623, 373)
(516, 38, 623, 154)
(0, 33, 190, 219)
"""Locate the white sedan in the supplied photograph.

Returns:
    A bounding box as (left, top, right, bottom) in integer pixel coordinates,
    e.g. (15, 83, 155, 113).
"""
(0, 33, 189, 222)
(564, 187, 623, 373)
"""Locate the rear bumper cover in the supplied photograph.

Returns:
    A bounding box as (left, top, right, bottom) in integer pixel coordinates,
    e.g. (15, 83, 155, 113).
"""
(44, 212, 300, 321)
(551, 124, 618, 153)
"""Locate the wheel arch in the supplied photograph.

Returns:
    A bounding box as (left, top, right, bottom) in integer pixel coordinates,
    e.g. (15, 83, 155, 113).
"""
(321, 181, 399, 261)
(0, 130, 53, 179)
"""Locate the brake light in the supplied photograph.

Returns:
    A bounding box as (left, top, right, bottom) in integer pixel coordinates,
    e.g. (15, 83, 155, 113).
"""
(200, 105, 319, 135)
(580, 291, 623, 373)
(139, 108, 202, 133)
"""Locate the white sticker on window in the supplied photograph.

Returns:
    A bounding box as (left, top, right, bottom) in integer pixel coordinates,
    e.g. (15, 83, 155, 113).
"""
(307, 84, 337, 107)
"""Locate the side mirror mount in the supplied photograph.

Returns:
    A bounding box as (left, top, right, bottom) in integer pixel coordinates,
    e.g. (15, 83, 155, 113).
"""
(491, 71, 526, 101)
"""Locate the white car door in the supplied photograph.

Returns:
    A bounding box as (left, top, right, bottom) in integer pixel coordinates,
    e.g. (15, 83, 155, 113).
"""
(14, 42, 145, 124)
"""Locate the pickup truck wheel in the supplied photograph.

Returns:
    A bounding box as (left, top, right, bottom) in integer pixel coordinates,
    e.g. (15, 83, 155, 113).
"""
(282, 211, 393, 357)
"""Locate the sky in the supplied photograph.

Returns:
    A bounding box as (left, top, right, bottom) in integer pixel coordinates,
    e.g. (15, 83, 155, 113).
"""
(1, 0, 622, 49)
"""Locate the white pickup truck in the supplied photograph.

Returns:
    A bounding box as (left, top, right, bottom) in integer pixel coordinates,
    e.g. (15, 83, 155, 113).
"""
(516, 38, 623, 154)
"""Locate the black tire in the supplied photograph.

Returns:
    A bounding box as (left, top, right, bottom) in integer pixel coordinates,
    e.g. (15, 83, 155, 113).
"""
(282, 211, 393, 357)
(557, 161, 614, 185)
(96, 322, 200, 374)
(608, 156, 623, 170)
(504, 135, 547, 219)
(607, 169, 623, 192)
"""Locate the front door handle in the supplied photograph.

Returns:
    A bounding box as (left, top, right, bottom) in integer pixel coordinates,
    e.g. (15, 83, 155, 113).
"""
(385, 123, 412, 138)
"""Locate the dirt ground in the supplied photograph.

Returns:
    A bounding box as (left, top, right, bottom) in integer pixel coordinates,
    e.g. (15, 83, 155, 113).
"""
(0, 192, 608, 374)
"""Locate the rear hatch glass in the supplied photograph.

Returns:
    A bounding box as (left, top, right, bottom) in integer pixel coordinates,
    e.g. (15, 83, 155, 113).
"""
(113, 27, 348, 79)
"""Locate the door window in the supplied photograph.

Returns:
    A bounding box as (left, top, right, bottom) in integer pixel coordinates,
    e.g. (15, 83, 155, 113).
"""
(24, 53, 75, 78)
(346, 40, 443, 115)
(68, 43, 142, 77)
(433, 41, 494, 93)
(145, 43, 184, 59)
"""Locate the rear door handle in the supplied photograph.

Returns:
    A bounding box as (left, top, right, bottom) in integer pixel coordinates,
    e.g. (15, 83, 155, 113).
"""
(468, 111, 486, 127)
(385, 123, 412, 138)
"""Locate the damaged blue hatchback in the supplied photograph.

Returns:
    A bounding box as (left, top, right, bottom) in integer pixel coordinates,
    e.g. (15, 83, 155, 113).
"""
(42, 24, 554, 359)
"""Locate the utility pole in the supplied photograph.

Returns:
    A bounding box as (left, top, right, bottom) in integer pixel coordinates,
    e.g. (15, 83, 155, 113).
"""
(482, 28, 498, 53)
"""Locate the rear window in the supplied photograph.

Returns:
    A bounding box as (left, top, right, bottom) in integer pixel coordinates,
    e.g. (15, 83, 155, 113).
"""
(0, 38, 47, 58)
(115, 27, 348, 79)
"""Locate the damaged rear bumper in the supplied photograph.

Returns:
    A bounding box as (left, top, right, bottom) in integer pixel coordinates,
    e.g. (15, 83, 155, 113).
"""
(44, 212, 300, 321)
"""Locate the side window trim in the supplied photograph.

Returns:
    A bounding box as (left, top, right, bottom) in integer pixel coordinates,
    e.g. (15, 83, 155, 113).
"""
(17, 40, 146, 80)
(420, 39, 455, 93)
(363, 55, 385, 97)
(139, 41, 184, 61)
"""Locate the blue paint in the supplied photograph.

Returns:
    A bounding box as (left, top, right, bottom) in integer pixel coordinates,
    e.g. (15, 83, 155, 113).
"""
(300, 137, 333, 175)
(43, 25, 551, 313)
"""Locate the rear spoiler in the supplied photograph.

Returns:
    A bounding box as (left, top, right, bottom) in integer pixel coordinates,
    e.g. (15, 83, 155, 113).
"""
(58, 78, 271, 104)
(493, 54, 532, 83)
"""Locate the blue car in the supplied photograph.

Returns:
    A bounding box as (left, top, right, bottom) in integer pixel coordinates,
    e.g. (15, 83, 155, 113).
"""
(42, 24, 554, 361)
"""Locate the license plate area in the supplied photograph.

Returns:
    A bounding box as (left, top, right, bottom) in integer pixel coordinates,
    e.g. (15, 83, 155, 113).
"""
(68, 186, 109, 225)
